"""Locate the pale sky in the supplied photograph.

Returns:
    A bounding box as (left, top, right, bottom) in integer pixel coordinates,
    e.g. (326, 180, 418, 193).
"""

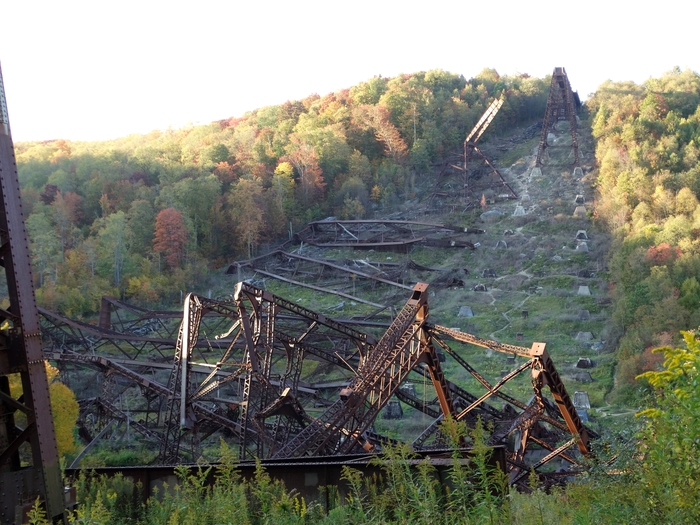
(1, 0, 697, 142)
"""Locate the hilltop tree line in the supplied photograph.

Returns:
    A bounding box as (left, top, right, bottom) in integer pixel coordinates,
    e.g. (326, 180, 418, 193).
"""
(15, 69, 548, 316)
(588, 67, 700, 402)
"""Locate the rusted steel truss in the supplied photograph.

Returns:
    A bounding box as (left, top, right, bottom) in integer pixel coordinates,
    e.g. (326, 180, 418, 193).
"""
(430, 98, 518, 210)
(44, 282, 596, 487)
(0, 64, 68, 524)
(225, 249, 469, 314)
(536, 67, 581, 167)
(294, 220, 476, 251)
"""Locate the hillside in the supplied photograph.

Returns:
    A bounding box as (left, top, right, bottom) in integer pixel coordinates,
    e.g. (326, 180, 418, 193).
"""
(14, 66, 700, 522)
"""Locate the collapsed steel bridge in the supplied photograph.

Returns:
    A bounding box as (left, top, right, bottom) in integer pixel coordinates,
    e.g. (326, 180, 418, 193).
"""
(43, 282, 596, 488)
(430, 98, 518, 209)
(536, 67, 581, 167)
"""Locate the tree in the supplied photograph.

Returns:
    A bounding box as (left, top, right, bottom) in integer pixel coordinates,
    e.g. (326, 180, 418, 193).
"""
(8, 363, 79, 458)
(127, 199, 156, 254)
(284, 137, 325, 207)
(97, 211, 130, 286)
(26, 212, 61, 286)
(170, 174, 221, 249)
(228, 177, 265, 258)
(51, 191, 83, 259)
(633, 330, 700, 521)
(353, 104, 408, 164)
(269, 162, 296, 233)
(153, 207, 188, 270)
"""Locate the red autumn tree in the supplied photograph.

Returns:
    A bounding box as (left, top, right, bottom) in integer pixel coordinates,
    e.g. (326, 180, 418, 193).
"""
(153, 207, 188, 270)
(645, 242, 681, 265)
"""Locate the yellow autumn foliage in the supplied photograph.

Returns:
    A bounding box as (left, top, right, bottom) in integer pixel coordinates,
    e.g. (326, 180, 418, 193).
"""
(8, 362, 79, 457)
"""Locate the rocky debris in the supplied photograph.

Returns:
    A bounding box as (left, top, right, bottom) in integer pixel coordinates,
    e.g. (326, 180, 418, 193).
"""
(573, 391, 591, 409)
(458, 306, 474, 317)
(382, 400, 403, 420)
(575, 331, 594, 341)
(399, 383, 417, 397)
(576, 357, 594, 368)
(573, 371, 593, 383)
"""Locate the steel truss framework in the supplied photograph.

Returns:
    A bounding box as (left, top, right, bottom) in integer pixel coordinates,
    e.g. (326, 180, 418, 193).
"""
(43, 282, 596, 488)
(226, 249, 471, 313)
(294, 220, 476, 252)
(0, 65, 66, 524)
(430, 98, 518, 210)
(536, 67, 581, 167)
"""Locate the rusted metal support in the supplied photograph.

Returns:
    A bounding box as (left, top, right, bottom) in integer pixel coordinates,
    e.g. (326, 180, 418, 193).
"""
(0, 63, 66, 525)
(45, 281, 595, 487)
(430, 98, 517, 209)
(536, 67, 580, 167)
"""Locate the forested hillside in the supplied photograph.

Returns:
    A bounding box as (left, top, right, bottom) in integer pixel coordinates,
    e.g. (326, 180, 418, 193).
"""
(588, 67, 700, 402)
(17, 66, 700, 523)
(14, 69, 547, 316)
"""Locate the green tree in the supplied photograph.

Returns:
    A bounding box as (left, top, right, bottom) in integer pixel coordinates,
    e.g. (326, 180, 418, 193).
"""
(26, 212, 61, 286)
(634, 330, 700, 521)
(228, 177, 264, 258)
(96, 211, 130, 286)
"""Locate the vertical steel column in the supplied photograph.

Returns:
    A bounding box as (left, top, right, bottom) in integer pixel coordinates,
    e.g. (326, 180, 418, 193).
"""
(536, 67, 580, 167)
(0, 64, 66, 524)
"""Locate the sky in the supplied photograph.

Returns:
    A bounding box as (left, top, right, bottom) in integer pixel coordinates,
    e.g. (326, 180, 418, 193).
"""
(1, 0, 698, 142)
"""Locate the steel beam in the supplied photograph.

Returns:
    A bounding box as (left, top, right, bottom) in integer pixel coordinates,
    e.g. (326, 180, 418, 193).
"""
(0, 63, 65, 525)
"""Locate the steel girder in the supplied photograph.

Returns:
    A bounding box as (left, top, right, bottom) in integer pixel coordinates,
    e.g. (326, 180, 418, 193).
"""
(44, 283, 596, 487)
(429, 98, 518, 210)
(536, 67, 580, 167)
(0, 64, 67, 524)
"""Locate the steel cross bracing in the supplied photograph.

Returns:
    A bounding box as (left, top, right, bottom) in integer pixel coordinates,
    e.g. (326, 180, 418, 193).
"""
(430, 98, 518, 210)
(43, 281, 597, 486)
(270, 283, 456, 459)
(0, 65, 67, 524)
(536, 67, 581, 167)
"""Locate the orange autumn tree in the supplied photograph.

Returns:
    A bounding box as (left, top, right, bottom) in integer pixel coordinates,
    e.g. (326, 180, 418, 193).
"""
(284, 136, 325, 207)
(153, 207, 188, 270)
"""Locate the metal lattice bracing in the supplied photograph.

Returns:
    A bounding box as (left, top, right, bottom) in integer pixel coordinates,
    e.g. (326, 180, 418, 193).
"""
(536, 67, 581, 167)
(430, 98, 517, 210)
(0, 64, 66, 524)
(42, 282, 597, 487)
(271, 283, 457, 458)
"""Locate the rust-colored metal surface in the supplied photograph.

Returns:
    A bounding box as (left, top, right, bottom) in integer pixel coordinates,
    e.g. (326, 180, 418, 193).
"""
(45, 282, 596, 489)
(0, 64, 66, 524)
(536, 67, 581, 167)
